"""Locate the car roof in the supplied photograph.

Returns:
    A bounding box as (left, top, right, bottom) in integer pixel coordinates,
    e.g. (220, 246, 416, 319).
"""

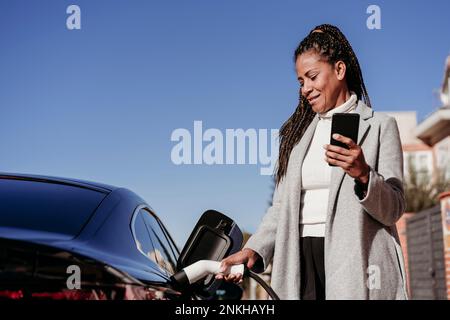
(0, 172, 118, 193)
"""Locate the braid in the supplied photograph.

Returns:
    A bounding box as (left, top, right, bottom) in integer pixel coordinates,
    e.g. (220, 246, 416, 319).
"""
(276, 95, 315, 184)
(275, 24, 371, 185)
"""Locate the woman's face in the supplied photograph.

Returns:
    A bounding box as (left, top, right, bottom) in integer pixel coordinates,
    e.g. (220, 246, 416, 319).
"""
(295, 49, 347, 114)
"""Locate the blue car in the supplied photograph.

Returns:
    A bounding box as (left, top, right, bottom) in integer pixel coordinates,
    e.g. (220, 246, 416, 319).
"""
(0, 173, 241, 300)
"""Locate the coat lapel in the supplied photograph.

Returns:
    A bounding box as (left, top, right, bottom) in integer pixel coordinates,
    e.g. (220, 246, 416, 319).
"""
(356, 100, 373, 145)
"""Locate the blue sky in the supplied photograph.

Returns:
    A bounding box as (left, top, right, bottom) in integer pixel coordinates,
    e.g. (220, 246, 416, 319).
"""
(1, 0, 449, 247)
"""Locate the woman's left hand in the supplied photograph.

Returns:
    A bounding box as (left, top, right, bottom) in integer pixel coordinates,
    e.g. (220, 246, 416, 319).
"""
(324, 133, 370, 184)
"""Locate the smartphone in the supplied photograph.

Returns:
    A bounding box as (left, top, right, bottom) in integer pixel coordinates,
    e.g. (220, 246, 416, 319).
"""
(329, 113, 360, 166)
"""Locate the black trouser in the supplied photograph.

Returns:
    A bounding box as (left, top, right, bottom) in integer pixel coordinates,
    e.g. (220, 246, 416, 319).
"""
(300, 236, 326, 300)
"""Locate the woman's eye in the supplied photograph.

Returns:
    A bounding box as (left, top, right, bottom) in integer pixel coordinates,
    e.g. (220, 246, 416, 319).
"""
(311, 75, 317, 80)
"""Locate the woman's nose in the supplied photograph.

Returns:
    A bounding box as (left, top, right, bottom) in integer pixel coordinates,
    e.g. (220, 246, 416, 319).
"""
(302, 83, 313, 96)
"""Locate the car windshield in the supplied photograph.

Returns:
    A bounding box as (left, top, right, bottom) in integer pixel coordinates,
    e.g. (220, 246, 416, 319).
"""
(0, 178, 107, 237)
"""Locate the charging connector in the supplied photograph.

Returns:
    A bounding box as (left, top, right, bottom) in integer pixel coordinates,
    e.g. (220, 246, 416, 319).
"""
(170, 260, 280, 300)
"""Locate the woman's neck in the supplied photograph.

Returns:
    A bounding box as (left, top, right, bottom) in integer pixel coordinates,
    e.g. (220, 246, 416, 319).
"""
(319, 90, 357, 119)
(334, 90, 351, 108)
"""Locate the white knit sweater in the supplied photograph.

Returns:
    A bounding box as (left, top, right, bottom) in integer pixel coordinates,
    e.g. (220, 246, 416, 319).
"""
(299, 92, 358, 237)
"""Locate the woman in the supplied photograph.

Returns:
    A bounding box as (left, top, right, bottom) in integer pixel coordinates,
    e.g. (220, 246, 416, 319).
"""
(216, 24, 408, 300)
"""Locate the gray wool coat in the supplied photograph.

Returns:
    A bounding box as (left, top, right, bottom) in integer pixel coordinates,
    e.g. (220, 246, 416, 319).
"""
(244, 100, 409, 300)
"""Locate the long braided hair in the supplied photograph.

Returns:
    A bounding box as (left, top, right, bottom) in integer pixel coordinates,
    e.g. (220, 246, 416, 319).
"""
(275, 24, 371, 185)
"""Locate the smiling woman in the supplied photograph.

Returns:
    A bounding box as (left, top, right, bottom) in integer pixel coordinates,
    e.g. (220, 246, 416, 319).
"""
(218, 24, 408, 300)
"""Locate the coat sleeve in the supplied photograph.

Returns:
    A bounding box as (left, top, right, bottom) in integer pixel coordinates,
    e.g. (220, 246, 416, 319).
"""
(242, 175, 285, 273)
(354, 116, 406, 226)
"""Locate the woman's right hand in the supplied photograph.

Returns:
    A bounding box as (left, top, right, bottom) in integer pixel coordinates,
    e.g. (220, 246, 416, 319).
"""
(215, 248, 261, 284)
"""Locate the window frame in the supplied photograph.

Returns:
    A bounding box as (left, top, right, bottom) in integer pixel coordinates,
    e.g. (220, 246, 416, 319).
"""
(130, 204, 179, 274)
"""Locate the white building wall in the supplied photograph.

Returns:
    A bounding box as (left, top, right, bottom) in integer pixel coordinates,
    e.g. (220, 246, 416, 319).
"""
(435, 136, 450, 180)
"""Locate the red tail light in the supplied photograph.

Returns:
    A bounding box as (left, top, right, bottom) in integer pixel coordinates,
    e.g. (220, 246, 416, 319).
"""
(0, 289, 108, 300)
(0, 290, 24, 299)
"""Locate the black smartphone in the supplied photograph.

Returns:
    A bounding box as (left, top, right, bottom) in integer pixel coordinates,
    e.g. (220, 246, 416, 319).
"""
(329, 113, 360, 166)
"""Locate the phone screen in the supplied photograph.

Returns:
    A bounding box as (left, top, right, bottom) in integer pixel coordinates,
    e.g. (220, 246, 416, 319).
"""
(329, 113, 360, 166)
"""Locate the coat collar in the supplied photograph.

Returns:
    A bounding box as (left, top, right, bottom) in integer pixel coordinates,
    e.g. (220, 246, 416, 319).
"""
(354, 99, 373, 145)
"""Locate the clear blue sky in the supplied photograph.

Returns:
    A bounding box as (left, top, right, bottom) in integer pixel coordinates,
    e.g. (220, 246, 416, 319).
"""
(1, 0, 449, 247)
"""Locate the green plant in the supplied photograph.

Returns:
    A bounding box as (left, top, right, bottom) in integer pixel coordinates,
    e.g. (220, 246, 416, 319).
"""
(404, 155, 450, 212)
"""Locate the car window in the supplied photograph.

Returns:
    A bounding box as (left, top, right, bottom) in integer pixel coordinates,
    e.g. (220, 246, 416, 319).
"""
(133, 213, 154, 261)
(146, 209, 180, 261)
(158, 217, 180, 258)
(131, 208, 178, 276)
(132, 210, 173, 277)
(0, 179, 107, 236)
(140, 209, 178, 275)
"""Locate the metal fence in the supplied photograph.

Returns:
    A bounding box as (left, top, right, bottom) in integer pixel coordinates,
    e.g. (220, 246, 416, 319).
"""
(406, 204, 447, 299)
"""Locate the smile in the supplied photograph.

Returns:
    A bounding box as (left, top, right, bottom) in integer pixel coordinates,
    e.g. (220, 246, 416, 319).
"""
(308, 95, 320, 104)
